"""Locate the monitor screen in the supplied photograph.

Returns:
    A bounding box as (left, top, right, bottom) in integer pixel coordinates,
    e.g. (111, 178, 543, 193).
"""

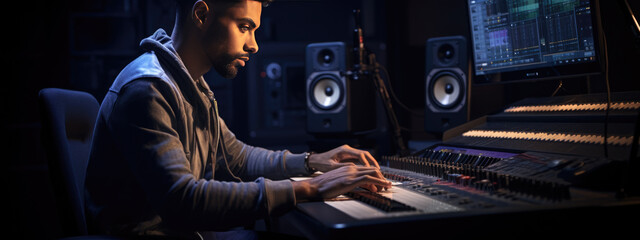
(468, 0, 602, 83)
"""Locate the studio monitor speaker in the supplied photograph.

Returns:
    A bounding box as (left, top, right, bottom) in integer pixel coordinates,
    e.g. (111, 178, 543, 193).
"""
(424, 36, 470, 133)
(235, 42, 310, 146)
(306, 42, 375, 134)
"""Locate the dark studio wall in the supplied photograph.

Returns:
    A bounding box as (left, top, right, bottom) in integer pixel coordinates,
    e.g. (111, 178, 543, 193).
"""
(5, 1, 177, 238)
(4, 0, 640, 239)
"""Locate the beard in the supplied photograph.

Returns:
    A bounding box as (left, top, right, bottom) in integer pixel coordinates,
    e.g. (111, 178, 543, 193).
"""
(212, 52, 248, 79)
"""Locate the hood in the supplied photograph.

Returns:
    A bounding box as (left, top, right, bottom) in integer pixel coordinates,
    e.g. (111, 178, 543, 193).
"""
(139, 28, 215, 110)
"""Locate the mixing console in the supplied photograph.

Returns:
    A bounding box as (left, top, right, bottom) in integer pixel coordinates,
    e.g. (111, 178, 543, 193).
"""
(284, 92, 639, 239)
(320, 143, 620, 222)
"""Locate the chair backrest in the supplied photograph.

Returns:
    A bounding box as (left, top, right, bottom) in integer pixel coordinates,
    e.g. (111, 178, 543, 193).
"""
(39, 88, 99, 237)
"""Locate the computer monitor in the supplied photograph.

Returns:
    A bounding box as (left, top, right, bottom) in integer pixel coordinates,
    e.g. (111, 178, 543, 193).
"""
(467, 0, 603, 83)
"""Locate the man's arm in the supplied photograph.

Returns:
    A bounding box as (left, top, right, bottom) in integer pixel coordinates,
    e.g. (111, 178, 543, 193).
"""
(213, 105, 390, 200)
(217, 118, 310, 180)
(109, 79, 296, 230)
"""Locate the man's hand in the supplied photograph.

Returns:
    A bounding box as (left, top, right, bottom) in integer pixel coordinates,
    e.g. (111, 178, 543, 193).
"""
(292, 145, 391, 201)
(292, 165, 392, 201)
(308, 144, 380, 173)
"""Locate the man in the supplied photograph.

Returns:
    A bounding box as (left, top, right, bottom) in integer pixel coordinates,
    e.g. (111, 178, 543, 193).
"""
(84, 0, 391, 239)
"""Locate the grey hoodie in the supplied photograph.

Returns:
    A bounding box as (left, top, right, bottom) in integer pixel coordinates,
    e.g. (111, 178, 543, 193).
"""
(85, 29, 309, 238)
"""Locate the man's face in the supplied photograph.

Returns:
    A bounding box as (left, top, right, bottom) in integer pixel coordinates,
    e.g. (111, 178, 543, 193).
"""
(202, 0, 261, 79)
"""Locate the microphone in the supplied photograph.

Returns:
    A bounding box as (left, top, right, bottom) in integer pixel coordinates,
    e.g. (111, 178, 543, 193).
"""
(352, 9, 366, 78)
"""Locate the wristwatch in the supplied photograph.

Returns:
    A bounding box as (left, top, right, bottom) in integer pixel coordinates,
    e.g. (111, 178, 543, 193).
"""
(304, 151, 316, 174)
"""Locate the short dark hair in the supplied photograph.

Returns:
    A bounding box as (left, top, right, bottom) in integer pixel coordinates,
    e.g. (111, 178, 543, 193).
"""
(175, 0, 273, 19)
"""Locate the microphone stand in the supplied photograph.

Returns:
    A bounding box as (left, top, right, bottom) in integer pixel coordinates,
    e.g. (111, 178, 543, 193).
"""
(368, 53, 409, 156)
(351, 9, 408, 156)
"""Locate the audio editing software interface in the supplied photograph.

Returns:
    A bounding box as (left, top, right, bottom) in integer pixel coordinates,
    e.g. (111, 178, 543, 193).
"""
(468, 0, 597, 75)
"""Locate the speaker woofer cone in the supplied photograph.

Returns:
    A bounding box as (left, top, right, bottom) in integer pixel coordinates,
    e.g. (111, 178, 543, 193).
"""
(310, 75, 343, 110)
(429, 71, 463, 109)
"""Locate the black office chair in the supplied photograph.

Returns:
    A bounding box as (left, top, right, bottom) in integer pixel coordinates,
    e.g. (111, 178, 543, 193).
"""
(39, 88, 99, 238)
(39, 88, 171, 240)
(38, 88, 151, 240)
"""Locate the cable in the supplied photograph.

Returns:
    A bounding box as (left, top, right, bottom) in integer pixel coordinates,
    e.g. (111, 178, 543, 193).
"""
(551, 80, 564, 97)
(368, 55, 425, 133)
(601, 12, 611, 159)
(369, 53, 409, 155)
(376, 63, 425, 117)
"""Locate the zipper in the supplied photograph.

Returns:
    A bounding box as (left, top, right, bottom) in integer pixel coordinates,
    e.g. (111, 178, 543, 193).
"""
(211, 97, 242, 181)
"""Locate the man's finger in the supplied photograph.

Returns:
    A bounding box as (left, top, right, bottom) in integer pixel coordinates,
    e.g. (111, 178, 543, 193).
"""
(353, 166, 387, 184)
(364, 151, 380, 168)
(353, 175, 392, 189)
(336, 162, 357, 168)
(361, 183, 378, 192)
(353, 169, 378, 177)
(359, 152, 371, 167)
